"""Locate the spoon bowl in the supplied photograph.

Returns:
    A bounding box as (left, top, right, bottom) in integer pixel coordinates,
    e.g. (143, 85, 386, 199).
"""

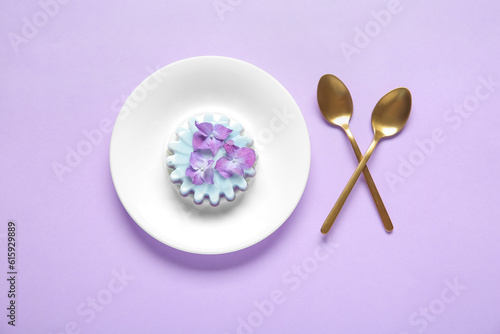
(317, 74, 353, 127)
(372, 88, 412, 139)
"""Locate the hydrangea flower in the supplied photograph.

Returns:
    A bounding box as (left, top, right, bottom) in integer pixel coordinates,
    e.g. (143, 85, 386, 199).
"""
(185, 152, 214, 185)
(215, 140, 256, 178)
(192, 121, 232, 156)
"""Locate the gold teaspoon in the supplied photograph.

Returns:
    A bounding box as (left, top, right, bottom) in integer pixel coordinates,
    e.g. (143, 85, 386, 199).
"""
(318, 74, 393, 232)
(321, 87, 412, 234)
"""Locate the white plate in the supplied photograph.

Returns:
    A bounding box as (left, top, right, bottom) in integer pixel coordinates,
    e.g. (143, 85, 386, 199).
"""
(110, 56, 310, 254)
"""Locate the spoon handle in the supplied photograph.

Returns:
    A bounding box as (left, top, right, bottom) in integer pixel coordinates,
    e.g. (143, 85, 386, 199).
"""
(321, 139, 379, 234)
(344, 128, 393, 232)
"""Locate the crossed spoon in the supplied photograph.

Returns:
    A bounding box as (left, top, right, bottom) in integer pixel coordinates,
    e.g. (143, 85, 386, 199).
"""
(318, 74, 394, 232)
(319, 75, 412, 234)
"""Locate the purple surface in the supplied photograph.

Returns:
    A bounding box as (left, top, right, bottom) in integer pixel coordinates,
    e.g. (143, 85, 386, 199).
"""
(1, 0, 499, 333)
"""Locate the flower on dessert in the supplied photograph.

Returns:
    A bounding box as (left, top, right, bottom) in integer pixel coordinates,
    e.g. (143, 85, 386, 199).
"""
(192, 121, 232, 156)
(185, 152, 214, 185)
(215, 140, 256, 178)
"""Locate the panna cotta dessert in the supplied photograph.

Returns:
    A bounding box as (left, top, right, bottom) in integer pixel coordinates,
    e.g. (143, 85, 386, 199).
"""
(166, 113, 256, 206)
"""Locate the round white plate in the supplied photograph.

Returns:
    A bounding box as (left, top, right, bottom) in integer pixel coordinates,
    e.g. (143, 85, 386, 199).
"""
(110, 56, 310, 254)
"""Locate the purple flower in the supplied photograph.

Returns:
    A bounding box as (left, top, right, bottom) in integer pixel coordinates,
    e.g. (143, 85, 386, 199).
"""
(192, 121, 232, 156)
(185, 152, 214, 185)
(215, 141, 256, 178)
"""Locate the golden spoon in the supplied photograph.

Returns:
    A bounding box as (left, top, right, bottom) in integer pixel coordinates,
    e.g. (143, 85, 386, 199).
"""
(317, 74, 393, 232)
(321, 87, 412, 234)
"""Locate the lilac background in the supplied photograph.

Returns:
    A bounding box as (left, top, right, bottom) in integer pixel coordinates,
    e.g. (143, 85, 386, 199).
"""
(1, 0, 500, 333)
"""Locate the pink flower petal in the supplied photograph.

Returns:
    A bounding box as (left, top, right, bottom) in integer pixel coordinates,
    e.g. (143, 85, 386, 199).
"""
(185, 166, 196, 177)
(189, 152, 205, 169)
(195, 121, 213, 136)
(207, 138, 223, 156)
(213, 124, 232, 140)
(186, 166, 204, 185)
(228, 162, 245, 176)
(192, 131, 206, 151)
(235, 147, 256, 169)
(223, 143, 237, 159)
(202, 168, 214, 184)
(215, 157, 233, 178)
